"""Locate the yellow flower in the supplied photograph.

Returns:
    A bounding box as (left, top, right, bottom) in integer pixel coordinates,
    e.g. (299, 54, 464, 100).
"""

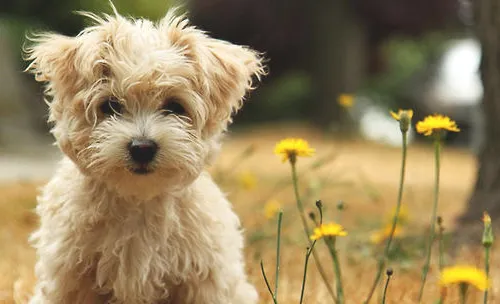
(483, 211, 491, 225)
(338, 94, 354, 108)
(274, 138, 315, 163)
(370, 224, 405, 245)
(416, 114, 460, 136)
(238, 171, 257, 190)
(310, 223, 347, 240)
(390, 109, 414, 121)
(384, 205, 410, 226)
(440, 265, 489, 291)
(264, 199, 281, 219)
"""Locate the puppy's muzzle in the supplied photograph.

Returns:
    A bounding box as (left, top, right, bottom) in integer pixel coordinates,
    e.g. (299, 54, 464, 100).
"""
(128, 138, 158, 165)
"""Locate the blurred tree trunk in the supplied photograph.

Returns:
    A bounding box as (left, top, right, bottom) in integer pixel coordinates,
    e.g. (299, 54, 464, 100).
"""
(307, 0, 367, 130)
(460, 0, 500, 223)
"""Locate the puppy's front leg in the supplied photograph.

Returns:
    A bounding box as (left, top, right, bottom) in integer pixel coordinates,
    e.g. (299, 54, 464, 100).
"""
(29, 257, 103, 304)
(30, 274, 104, 304)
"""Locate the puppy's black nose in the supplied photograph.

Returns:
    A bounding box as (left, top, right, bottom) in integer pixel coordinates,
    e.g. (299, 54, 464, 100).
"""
(128, 139, 158, 164)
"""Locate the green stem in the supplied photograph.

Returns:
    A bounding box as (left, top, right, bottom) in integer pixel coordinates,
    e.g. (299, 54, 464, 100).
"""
(459, 283, 468, 304)
(260, 151, 338, 206)
(300, 241, 317, 304)
(381, 274, 391, 304)
(364, 131, 408, 303)
(260, 261, 277, 304)
(326, 238, 344, 303)
(291, 161, 313, 238)
(438, 223, 444, 271)
(484, 246, 490, 304)
(418, 138, 441, 302)
(291, 161, 338, 303)
(274, 211, 283, 300)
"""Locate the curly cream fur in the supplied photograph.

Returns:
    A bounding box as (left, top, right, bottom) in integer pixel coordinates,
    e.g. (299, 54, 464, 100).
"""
(25, 7, 265, 304)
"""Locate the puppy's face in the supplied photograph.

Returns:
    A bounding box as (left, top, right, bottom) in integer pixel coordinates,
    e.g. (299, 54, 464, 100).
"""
(26, 11, 264, 197)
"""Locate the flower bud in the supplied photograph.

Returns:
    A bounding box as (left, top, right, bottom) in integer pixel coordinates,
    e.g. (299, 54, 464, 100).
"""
(482, 211, 494, 248)
(390, 109, 414, 133)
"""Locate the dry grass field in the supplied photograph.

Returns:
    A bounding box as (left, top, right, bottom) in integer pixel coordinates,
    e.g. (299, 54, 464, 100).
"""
(0, 123, 497, 303)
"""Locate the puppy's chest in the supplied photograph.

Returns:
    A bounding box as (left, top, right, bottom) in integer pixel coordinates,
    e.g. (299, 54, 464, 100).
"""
(83, 204, 218, 290)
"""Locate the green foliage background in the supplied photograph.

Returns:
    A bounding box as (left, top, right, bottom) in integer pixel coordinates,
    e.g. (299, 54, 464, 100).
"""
(0, 0, 455, 124)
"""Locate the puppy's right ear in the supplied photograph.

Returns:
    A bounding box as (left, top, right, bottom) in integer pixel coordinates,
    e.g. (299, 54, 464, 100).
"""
(25, 33, 78, 98)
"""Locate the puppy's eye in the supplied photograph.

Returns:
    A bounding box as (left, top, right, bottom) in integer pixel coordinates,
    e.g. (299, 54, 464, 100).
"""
(100, 98, 123, 116)
(162, 98, 186, 116)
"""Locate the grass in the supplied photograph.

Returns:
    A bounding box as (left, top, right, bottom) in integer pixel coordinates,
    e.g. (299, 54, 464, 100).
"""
(0, 123, 496, 303)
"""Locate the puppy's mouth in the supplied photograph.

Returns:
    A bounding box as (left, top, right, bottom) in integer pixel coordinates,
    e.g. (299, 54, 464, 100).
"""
(129, 165, 154, 175)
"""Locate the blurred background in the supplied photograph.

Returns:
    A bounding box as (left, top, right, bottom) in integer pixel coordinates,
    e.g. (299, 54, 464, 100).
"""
(1, 0, 493, 222)
(1, 2, 499, 302)
(0, 0, 479, 150)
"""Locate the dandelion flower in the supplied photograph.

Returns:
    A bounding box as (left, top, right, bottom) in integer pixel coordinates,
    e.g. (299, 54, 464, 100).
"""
(370, 224, 405, 245)
(310, 223, 347, 240)
(274, 138, 315, 164)
(264, 199, 281, 219)
(338, 94, 354, 108)
(238, 171, 257, 190)
(416, 114, 460, 136)
(440, 265, 488, 291)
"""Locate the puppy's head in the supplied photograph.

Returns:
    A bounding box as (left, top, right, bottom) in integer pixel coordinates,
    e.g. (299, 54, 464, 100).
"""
(26, 9, 265, 198)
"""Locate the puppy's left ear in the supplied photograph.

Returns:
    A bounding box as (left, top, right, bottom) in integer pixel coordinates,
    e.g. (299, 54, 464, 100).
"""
(165, 14, 266, 131)
(195, 38, 266, 122)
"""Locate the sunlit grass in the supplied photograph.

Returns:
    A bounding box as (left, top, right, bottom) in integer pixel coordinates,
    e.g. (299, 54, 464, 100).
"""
(0, 122, 496, 303)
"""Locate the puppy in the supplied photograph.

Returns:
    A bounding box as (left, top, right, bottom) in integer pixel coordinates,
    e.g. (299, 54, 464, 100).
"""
(25, 7, 264, 304)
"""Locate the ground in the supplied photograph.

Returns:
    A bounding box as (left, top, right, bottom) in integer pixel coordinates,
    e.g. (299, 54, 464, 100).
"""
(0, 123, 496, 303)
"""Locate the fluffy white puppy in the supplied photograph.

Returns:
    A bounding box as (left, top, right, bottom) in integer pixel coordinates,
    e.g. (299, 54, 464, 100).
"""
(25, 7, 265, 304)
